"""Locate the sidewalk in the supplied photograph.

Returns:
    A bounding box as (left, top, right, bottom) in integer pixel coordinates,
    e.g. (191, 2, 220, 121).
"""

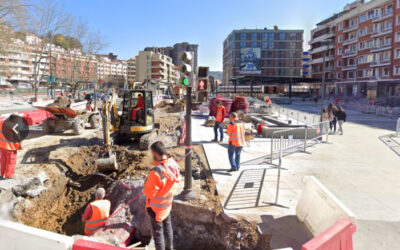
(193, 106, 400, 249)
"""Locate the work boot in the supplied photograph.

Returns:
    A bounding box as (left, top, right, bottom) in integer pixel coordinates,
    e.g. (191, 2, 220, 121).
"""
(219, 139, 224, 143)
(211, 139, 218, 142)
(227, 169, 237, 172)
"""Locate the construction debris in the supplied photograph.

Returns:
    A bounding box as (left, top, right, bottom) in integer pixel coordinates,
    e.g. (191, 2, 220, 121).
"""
(47, 96, 71, 108)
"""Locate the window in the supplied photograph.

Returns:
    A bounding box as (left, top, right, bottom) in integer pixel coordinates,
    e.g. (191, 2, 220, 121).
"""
(337, 72, 341, 79)
(367, 40, 374, 48)
(385, 20, 393, 29)
(268, 41, 274, 49)
(383, 51, 391, 60)
(383, 68, 390, 76)
(251, 32, 257, 40)
(397, 15, 400, 25)
(358, 56, 365, 64)
(337, 60, 342, 67)
(359, 42, 366, 50)
(268, 33, 274, 40)
(337, 48, 342, 55)
(350, 18, 357, 27)
(289, 33, 297, 40)
(262, 33, 268, 40)
(348, 71, 355, 79)
(279, 33, 286, 40)
(240, 32, 246, 40)
(262, 41, 267, 49)
(338, 35, 343, 43)
(396, 32, 400, 42)
(240, 41, 246, 47)
(359, 27, 367, 36)
(394, 65, 400, 75)
(395, 48, 400, 58)
(360, 13, 367, 22)
(368, 10, 376, 19)
(338, 23, 343, 31)
(251, 41, 257, 47)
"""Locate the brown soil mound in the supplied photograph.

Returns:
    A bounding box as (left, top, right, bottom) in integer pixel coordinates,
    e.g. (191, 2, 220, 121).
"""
(47, 96, 71, 108)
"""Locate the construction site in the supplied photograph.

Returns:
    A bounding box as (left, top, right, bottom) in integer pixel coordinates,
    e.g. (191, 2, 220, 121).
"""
(2, 74, 384, 250)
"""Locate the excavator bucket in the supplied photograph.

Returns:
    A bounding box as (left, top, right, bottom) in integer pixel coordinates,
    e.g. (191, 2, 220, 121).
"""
(96, 152, 118, 172)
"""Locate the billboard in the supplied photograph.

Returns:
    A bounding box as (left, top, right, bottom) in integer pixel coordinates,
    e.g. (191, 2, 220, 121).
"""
(239, 48, 262, 75)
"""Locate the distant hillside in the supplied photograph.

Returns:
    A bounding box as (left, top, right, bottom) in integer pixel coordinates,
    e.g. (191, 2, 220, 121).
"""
(209, 71, 222, 82)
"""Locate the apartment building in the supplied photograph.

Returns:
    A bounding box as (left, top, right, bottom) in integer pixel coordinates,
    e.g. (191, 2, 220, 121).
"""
(222, 28, 304, 85)
(310, 0, 400, 99)
(127, 57, 136, 84)
(97, 53, 127, 86)
(135, 50, 179, 85)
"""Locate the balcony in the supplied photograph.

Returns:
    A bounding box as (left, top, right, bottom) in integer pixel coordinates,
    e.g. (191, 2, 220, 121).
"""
(343, 64, 357, 71)
(370, 43, 392, 52)
(371, 27, 393, 38)
(373, 11, 393, 22)
(310, 45, 330, 54)
(370, 60, 391, 67)
(343, 24, 358, 33)
(310, 56, 334, 64)
(310, 32, 335, 44)
(342, 50, 357, 58)
(343, 37, 358, 46)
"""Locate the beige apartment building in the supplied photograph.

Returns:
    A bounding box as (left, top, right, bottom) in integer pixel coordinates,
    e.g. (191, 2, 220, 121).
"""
(135, 50, 179, 86)
(127, 57, 136, 85)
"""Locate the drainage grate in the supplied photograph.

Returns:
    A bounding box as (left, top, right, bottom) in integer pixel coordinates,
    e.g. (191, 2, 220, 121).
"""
(224, 168, 266, 210)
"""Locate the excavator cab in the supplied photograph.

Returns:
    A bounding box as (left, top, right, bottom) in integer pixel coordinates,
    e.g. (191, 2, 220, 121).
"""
(119, 89, 155, 134)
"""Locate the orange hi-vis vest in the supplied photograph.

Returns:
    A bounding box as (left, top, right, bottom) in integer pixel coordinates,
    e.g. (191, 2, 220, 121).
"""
(144, 157, 180, 222)
(215, 106, 225, 122)
(0, 121, 20, 151)
(84, 199, 111, 236)
(227, 118, 245, 147)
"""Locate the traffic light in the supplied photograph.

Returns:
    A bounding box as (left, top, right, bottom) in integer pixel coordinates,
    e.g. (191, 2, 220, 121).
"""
(179, 51, 193, 75)
(179, 76, 190, 86)
(197, 79, 208, 90)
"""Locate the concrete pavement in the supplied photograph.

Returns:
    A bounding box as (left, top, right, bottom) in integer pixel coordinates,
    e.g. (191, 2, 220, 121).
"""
(193, 103, 400, 249)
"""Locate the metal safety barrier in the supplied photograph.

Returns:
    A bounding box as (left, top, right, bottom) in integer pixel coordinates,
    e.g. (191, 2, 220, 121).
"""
(270, 121, 329, 163)
(270, 104, 320, 126)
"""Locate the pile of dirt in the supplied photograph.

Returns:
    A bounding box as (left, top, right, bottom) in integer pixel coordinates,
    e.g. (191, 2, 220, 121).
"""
(155, 111, 184, 133)
(47, 96, 71, 108)
(156, 99, 185, 113)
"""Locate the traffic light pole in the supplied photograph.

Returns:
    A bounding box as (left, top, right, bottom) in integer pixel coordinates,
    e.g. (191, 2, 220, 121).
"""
(180, 86, 196, 201)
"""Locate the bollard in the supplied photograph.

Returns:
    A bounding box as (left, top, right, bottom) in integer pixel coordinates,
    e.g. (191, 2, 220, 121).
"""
(275, 136, 283, 204)
(304, 128, 307, 153)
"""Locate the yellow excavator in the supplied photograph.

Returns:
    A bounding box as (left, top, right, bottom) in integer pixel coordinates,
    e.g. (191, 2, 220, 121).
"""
(102, 88, 159, 149)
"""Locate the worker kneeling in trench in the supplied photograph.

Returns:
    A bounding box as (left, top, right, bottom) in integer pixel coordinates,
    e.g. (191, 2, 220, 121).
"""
(144, 141, 181, 250)
(82, 187, 111, 236)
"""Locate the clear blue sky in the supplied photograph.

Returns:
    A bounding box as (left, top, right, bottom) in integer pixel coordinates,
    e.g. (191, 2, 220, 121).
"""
(56, 0, 354, 71)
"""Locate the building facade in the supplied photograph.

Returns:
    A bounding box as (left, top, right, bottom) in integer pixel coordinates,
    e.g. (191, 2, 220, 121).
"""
(127, 57, 136, 84)
(310, 0, 400, 99)
(97, 53, 127, 87)
(222, 28, 304, 85)
(135, 50, 179, 85)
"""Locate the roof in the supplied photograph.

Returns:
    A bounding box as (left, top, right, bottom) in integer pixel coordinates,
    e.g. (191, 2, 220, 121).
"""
(230, 75, 331, 84)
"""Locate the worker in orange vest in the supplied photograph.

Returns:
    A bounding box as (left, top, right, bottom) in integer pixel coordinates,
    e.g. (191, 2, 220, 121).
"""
(82, 187, 111, 236)
(211, 100, 225, 142)
(144, 141, 180, 250)
(226, 112, 245, 172)
(0, 115, 22, 179)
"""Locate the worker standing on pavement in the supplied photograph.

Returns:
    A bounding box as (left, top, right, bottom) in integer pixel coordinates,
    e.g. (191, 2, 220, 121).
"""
(226, 112, 245, 172)
(212, 100, 225, 142)
(144, 141, 180, 250)
(82, 187, 111, 236)
(0, 114, 22, 179)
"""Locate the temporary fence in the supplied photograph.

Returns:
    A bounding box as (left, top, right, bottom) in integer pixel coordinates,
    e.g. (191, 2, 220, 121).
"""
(397, 118, 400, 137)
(341, 101, 400, 119)
(269, 121, 329, 163)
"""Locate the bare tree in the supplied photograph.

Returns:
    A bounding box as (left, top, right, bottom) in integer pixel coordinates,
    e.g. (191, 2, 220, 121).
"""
(27, 0, 68, 99)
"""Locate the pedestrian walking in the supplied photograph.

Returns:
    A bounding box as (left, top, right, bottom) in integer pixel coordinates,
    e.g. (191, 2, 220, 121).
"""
(226, 112, 245, 172)
(211, 100, 225, 142)
(82, 188, 111, 236)
(0, 114, 22, 179)
(144, 141, 180, 250)
(320, 108, 329, 136)
(336, 107, 347, 135)
(328, 103, 338, 134)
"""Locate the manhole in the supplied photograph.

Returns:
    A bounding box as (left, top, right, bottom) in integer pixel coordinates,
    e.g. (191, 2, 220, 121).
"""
(244, 182, 254, 189)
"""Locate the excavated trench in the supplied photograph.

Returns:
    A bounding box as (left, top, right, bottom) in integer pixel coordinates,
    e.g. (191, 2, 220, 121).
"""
(12, 144, 269, 249)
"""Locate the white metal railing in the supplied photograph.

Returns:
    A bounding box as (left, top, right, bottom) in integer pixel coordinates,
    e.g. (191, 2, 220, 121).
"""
(270, 104, 320, 125)
(269, 121, 329, 163)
